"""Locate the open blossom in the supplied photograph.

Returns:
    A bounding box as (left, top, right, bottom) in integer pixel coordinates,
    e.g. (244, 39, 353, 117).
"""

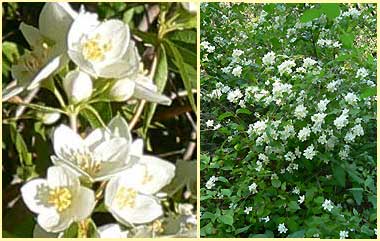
(322, 199, 334, 212)
(227, 89, 243, 103)
(303, 144, 316, 160)
(3, 3, 77, 101)
(262, 51, 276, 65)
(298, 195, 305, 204)
(244, 206, 253, 214)
(249, 182, 258, 194)
(303, 57, 317, 68)
(317, 99, 330, 112)
(105, 153, 175, 225)
(344, 92, 358, 105)
(206, 176, 218, 189)
(206, 119, 214, 127)
(260, 216, 270, 223)
(232, 65, 242, 77)
(355, 67, 368, 79)
(298, 127, 311, 142)
(278, 59, 296, 75)
(21, 166, 95, 232)
(294, 104, 308, 119)
(51, 116, 136, 182)
(278, 223, 288, 234)
(98, 224, 129, 238)
(339, 230, 349, 239)
(334, 109, 349, 129)
(232, 49, 244, 58)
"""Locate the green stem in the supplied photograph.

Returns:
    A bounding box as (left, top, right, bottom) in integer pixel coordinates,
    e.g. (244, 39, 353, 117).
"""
(69, 112, 78, 132)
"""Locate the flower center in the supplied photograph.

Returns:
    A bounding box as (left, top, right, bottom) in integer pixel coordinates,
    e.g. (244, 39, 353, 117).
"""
(114, 186, 137, 209)
(48, 187, 72, 212)
(81, 34, 112, 62)
(75, 151, 101, 176)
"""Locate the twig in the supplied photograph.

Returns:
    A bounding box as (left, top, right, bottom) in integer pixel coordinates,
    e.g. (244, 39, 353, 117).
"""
(170, 89, 198, 100)
(158, 148, 186, 158)
(15, 87, 39, 118)
(183, 131, 196, 161)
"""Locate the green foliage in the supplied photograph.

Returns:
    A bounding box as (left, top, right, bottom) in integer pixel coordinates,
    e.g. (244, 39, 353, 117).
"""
(200, 3, 376, 238)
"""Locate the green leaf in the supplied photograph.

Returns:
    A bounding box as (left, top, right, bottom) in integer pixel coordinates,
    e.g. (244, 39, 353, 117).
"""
(2, 41, 19, 63)
(143, 44, 168, 136)
(122, 8, 134, 24)
(271, 179, 281, 188)
(221, 188, 232, 197)
(287, 230, 305, 238)
(360, 87, 376, 98)
(81, 105, 107, 128)
(132, 29, 158, 45)
(332, 164, 346, 187)
(263, 4, 275, 13)
(249, 230, 274, 238)
(169, 30, 196, 44)
(350, 188, 363, 205)
(9, 123, 33, 166)
(320, 4, 341, 20)
(219, 214, 233, 226)
(165, 40, 196, 112)
(236, 108, 252, 115)
(340, 32, 355, 49)
(300, 9, 322, 23)
(63, 223, 78, 238)
(288, 201, 301, 212)
(218, 111, 234, 121)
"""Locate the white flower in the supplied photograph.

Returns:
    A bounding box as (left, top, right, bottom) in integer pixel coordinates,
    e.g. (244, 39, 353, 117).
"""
(318, 134, 327, 144)
(244, 207, 253, 214)
(355, 67, 368, 79)
(51, 116, 136, 182)
(248, 120, 267, 135)
(105, 155, 175, 225)
(214, 124, 222, 130)
(3, 3, 77, 101)
(278, 223, 288, 234)
(298, 127, 311, 142)
(374, 228, 377, 236)
(292, 187, 300, 195)
(232, 66, 242, 77)
(200, 41, 210, 49)
(298, 195, 305, 204)
(63, 70, 93, 103)
(339, 230, 349, 239)
(278, 60, 296, 75)
(206, 176, 218, 189)
(249, 182, 258, 194)
(262, 51, 276, 65)
(232, 49, 244, 58)
(317, 99, 330, 112)
(334, 109, 349, 129)
(322, 199, 334, 212)
(227, 89, 243, 103)
(260, 216, 270, 223)
(98, 223, 129, 238)
(206, 120, 214, 127)
(303, 144, 316, 160)
(344, 92, 358, 105)
(295, 104, 308, 119)
(181, 2, 197, 14)
(21, 166, 95, 232)
(178, 203, 194, 216)
(303, 57, 317, 68)
(67, 9, 139, 79)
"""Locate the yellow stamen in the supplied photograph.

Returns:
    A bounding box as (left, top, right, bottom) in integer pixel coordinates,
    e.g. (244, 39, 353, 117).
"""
(48, 187, 72, 212)
(114, 186, 137, 209)
(82, 34, 112, 62)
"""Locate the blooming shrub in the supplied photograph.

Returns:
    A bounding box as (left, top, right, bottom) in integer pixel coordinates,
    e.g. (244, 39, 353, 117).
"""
(200, 3, 376, 238)
(2, 2, 197, 238)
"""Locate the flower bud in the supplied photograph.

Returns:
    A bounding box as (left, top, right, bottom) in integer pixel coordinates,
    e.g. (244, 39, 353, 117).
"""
(182, 2, 197, 14)
(109, 78, 135, 102)
(63, 70, 93, 103)
(41, 112, 61, 125)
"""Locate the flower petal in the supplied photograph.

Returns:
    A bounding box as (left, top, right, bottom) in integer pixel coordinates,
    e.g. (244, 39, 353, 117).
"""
(93, 137, 127, 163)
(133, 82, 172, 106)
(20, 23, 43, 48)
(109, 194, 163, 225)
(107, 115, 131, 141)
(50, 155, 92, 181)
(2, 84, 24, 102)
(71, 186, 95, 221)
(98, 224, 128, 238)
(109, 78, 136, 102)
(137, 155, 176, 194)
(53, 124, 85, 159)
(27, 55, 62, 90)
(33, 223, 60, 238)
(21, 178, 50, 214)
(84, 128, 107, 151)
(130, 139, 144, 156)
(47, 166, 79, 189)
(38, 209, 72, 233)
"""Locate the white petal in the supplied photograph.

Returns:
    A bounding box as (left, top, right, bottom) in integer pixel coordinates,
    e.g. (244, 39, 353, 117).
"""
(104, 175, 120, 208)
(50, 155, 92, 181)
(33, 223, 60, 238)
(110, 194, 163, 225)
(107, 115, 131, 141)
(98, 224, 128, 238)
(67, 50, 98, 77)
(38, 209, 72, 233)
(84, 128, 106, 151)
(2, 85, 24, 102)
(21, 178, 50, 214)
(20, 23, 43, 48)
(137, 156, 176, 194)
(47, 166, 79, 189)
(39, 2, 76, 51)
(130, 139, 144, 156)
(98, 40, 139, 79)
(67, 11, 99, 51)
(53, 124, 85, 159)
(63, 70, 93, 103)
(93, 137, 127, 163)
(110, 78, 135, 102)
(27, 55, 62, 90)
(72, 186, 95, 221)
(133, 82, 172, 106)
